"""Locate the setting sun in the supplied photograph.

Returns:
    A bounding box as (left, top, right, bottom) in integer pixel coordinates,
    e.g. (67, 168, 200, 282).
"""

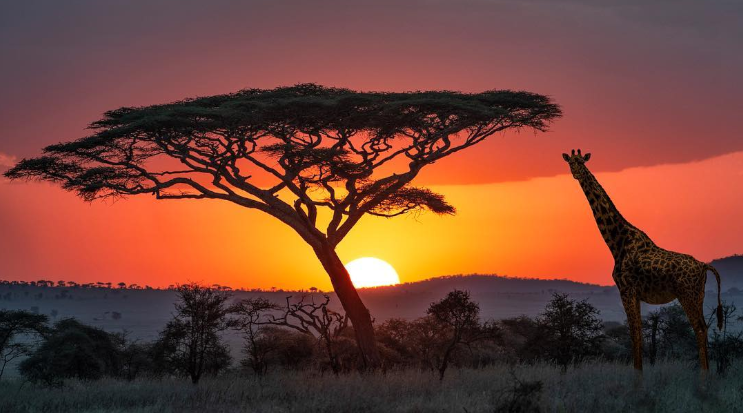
(345, 257, 401, 288)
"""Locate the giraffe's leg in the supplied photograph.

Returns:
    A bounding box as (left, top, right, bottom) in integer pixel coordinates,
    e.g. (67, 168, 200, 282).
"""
(678, 294, 709, 371)
(620, 291, 643, 371)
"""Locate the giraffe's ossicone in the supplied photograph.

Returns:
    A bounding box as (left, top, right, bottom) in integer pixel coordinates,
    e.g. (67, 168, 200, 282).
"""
(563, 149, 723, 372)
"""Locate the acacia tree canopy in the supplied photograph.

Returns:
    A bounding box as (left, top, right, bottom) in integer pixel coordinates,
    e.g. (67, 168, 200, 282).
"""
(5, 84, 560, 248)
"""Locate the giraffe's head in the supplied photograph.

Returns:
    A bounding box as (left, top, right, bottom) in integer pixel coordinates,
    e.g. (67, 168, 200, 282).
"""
(562, 149, 591, 180)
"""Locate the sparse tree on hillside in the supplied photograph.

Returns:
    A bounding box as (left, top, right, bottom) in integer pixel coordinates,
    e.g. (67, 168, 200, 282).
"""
(4, 84, 560, 367)
(151, 283, 233, 383)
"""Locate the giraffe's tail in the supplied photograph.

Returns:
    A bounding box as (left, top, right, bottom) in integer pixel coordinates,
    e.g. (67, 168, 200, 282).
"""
(707, 264, 724, 330)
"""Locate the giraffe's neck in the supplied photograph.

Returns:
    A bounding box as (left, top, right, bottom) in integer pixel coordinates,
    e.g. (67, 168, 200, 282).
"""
(576, 165, 632, 259)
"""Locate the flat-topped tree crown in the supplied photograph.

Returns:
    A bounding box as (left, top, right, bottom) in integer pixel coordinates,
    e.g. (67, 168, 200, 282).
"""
(6, 84, 560, 248)
(5, 83, 561, 367)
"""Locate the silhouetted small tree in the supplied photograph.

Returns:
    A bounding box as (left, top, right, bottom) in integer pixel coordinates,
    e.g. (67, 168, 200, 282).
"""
(534, 293, 604, 368)
(642, 309, 664, 365)
(427, 290, 499, 380)
(268, 295, 350, 374)
(231, 297, 280, 374)
(377, 290, 498, 379)
(0, 310, 48, 380)
(151, 283, 233, 383)
(5, 84, 560, 367)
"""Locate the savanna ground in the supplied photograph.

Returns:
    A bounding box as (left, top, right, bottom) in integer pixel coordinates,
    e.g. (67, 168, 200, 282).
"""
(1, 361, 742, 413)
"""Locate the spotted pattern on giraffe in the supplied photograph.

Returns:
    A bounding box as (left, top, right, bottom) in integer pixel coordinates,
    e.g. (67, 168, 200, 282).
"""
(563, 149, 723, 372)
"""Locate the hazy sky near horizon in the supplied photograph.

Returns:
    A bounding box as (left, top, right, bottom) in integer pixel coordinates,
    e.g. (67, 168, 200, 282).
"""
(1, 0, 742, 289)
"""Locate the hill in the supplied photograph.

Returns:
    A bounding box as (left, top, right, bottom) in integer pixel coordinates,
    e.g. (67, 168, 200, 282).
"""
(357, 274, 620, 321)
(708, 255, 743, 291)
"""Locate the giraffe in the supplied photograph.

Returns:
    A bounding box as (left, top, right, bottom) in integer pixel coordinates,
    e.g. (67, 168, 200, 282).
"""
(562, 149, 723, 371)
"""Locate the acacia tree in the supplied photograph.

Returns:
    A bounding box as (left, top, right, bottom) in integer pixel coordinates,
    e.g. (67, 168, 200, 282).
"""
(427, 290, 499, 380)
(536, 293, 605, 368)
(5, 84, 560, 366)
(152, 283, 233, 383)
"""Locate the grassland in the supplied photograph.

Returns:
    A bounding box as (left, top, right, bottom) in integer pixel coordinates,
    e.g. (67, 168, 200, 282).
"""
(1, 361, 741, 413)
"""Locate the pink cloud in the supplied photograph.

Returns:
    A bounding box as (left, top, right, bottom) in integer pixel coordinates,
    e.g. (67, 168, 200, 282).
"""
(0, 152, 17, 168)
(0, 152, 18, 183)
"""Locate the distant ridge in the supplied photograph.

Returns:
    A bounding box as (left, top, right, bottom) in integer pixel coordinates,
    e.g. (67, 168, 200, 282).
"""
(362, 273, 611, 295)
(354, 273, 622, 321)
(2, 264, 739, 327)
(708, 255, 743, 291)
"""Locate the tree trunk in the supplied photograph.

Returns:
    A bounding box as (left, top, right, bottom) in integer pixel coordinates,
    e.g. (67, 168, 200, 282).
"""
(314, 244, 381, 369)
(649, 321, 658, 366)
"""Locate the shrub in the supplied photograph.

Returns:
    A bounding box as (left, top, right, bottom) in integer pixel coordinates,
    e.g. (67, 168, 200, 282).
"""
(19, 318, 120, 386)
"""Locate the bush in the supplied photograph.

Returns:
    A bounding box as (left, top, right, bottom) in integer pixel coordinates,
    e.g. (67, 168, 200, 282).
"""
(240, 326, 315, 373)
(19, 318, 120, 386)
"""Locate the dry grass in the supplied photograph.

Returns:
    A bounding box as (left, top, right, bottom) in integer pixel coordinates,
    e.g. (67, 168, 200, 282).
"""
(1, 361, 742, 413)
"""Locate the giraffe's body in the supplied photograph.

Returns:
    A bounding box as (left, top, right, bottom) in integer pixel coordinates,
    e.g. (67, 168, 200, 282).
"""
(563, 150, 723, 371)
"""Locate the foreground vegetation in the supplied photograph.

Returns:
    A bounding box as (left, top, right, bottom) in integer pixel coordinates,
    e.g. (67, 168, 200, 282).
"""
(3, 284, 743, 411)
(1, 361, 742, 413)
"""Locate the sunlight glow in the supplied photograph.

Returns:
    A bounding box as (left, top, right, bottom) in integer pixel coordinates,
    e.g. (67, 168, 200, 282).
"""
(345, 257, 401, 288)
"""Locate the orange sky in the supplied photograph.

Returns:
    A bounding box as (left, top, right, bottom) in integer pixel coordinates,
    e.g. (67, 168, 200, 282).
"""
(1, 151, 741, 290)
(0, 0, 741, 289)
